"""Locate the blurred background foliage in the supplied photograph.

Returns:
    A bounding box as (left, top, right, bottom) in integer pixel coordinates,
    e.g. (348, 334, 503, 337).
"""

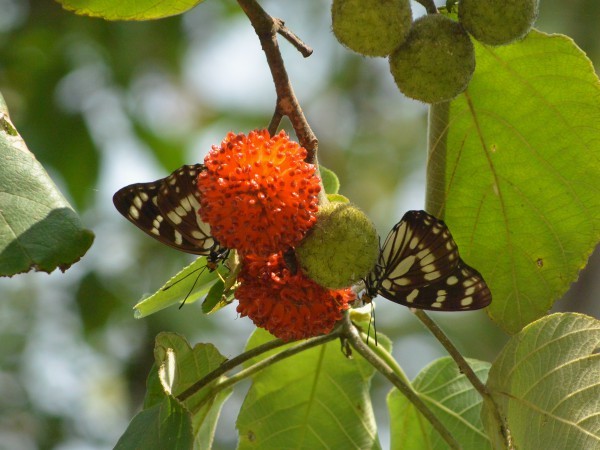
(0, 0, 598, 448)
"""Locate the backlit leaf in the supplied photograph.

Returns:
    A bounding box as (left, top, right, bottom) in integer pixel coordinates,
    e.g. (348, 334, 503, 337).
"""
(429, 31, 600, 333)
(483, 313, 600, 450)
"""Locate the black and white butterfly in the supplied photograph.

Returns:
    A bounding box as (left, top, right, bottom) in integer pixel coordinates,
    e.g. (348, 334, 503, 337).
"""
(363, 210, 491, 311)
(113, 164, 228, 269)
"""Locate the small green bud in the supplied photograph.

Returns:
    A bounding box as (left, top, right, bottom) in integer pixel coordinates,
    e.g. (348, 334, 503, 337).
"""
(332, 0, 413, 57)
(296, 202, 379, 289)
(459, 0, 539, 46)
(389, 14, 475, 104)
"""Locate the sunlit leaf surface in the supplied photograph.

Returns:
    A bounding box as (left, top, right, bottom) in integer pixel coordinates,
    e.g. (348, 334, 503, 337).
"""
(429, 31, 600, 333)
(388, 357, 491, 450)
(483, 313, 600, 450)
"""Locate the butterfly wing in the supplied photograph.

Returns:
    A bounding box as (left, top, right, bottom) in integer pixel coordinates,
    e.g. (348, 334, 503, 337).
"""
(157, 164, 217, 251)
(377, 210, 460, 288)
(370, 210, 491, 311)
(112, 164, 217, 256)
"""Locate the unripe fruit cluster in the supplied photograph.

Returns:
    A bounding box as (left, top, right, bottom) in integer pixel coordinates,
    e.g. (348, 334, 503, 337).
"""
(331, 0, 539, 104)
(295, 202, 379, 290)
(459, 0, 539, 46)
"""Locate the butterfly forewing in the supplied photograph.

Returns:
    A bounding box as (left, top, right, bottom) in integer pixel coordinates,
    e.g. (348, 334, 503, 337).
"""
(157, 165, 216, 250)
(366, 210, 491, 311)
(378, 210, 460, 289)
(113, 164, 219, 256)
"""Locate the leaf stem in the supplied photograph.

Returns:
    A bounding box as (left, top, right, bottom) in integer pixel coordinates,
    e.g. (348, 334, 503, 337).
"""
(426, 101, 450, 217)
(177, 336, 288, 401)
(211, 332, 339, 394)
(237, 0, 318, 163)
(342, 315, 461, 449)
(412, 309, 510, 447)
(358, 331, 410, 385)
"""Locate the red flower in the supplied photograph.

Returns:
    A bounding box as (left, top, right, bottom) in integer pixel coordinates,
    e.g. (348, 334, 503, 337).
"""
(197, 130, 320, 256)
(236, 253, 355, 341)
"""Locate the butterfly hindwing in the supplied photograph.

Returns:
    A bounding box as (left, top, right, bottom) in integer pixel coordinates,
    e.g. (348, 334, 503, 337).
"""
(112, 164, 219, 256)
(378, 261, 492, 311)
(366, 210, 491, 311)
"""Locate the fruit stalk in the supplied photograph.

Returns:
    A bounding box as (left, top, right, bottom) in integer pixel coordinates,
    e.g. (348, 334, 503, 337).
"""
(425, 101, 450, 217)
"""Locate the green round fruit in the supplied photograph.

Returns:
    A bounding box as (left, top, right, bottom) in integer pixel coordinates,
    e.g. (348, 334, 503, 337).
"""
(296, 202, 379, 289)
(332, 0, 413, 57)
(389, 14, 475, 104)
(459, 0, 539, 46)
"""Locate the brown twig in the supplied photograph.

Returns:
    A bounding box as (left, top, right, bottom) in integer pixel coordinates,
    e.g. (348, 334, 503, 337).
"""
(237, 0, 318, 164)
(415, 0, 438, 14)
(274, 18, 313, 58)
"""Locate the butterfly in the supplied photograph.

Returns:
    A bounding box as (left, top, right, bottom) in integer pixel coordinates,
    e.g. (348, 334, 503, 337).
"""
(363, 210, 491, 311)
(112, 164, 228, 269)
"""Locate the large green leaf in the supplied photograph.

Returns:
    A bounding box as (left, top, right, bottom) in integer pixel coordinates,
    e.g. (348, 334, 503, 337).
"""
(428, 31, 600, 333)
(236, 328, 386, 450)
(483, 313, 600, 450)
(55, 0, 206, 20)
(0, 94, 94, 276)
(388, 357, 491, 450)
(114, 395, 194, 450)
(148, 332, 232, 449)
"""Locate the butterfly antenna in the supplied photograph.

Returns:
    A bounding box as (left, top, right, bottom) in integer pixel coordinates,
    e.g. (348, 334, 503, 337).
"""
(366, 302, 378, 347)
(163, 265, 206, 291)
(178, 267, 206, 309)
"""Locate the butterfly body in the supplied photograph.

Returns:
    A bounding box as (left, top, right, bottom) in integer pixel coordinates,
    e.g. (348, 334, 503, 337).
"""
(364, 210, 491, 311)
(113, 164, 227, 268)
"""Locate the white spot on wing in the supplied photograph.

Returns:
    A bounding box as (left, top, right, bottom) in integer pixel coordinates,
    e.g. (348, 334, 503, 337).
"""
(447, 276, 459, 285)
(424, 271, 441, 281)
(174, 231, 183, 245)
(409, 237, 419, 249)
(419, 252, 436, 267)
(461, 297, 473, 307)
(406, 289, 419, 303)
(128, 206, 139, 219)
(167, 211, 183, 224)
(389, 255, 416, 278)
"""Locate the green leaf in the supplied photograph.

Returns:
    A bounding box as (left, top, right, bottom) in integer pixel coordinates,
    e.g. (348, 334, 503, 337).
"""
(0, 94, 94, 276)
(483, 313, 600, 450)
(55, 0, 206, 21)
(428, 31, 600, 333)
(202, 278, 231, 314)
(114, 395, 194, 450)
(133, 257, 220, 318)
(236, 328, 385, 450)
(388, 357, 491, 450)
(153, 332, 232, 449)
(320, 165, 340, 195)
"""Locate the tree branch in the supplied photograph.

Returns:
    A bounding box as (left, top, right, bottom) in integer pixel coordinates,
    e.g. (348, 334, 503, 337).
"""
(237, 0, 318, 163)
(412, 309, 511, 448)
(342, 315, 461, 449)
(415, 0, 438, 14)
